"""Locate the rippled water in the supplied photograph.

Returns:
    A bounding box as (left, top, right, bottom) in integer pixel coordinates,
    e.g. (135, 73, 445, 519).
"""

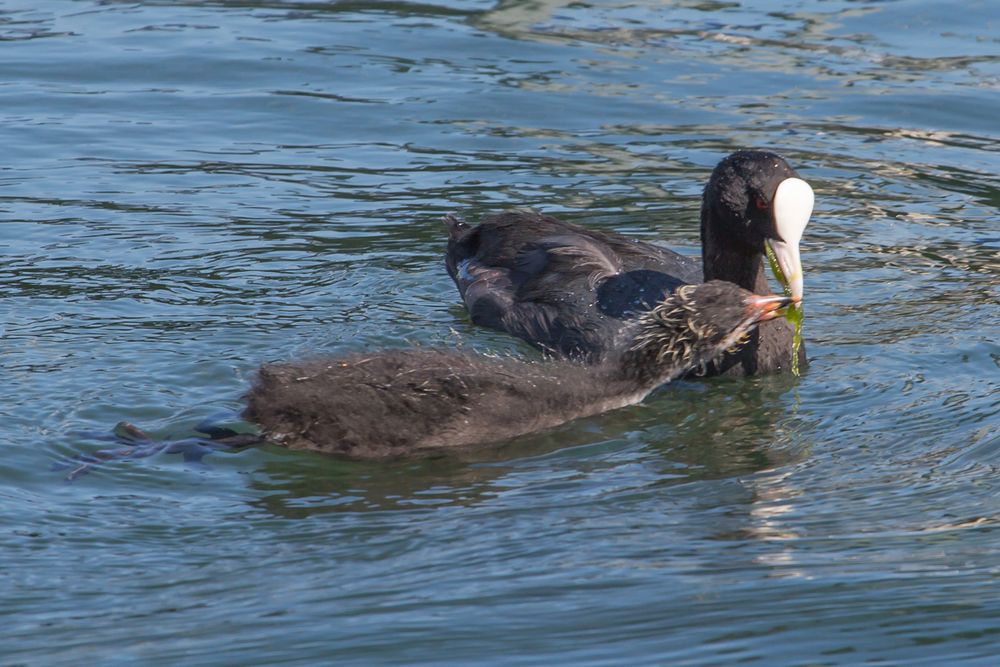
(3, 0, 999, 663)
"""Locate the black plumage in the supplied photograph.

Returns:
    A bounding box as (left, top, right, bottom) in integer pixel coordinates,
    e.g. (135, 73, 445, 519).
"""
(445, 150, 811, 376)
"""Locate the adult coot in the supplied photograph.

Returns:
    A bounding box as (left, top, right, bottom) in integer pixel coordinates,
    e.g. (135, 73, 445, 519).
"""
(244, 282, 791, 459)
(444, 150, 813, 376)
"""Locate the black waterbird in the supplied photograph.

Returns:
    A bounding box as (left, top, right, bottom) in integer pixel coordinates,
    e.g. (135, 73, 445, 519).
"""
(445, 150, 813, 376)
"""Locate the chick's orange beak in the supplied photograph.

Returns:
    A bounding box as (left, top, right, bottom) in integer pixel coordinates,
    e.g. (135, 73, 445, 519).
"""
(746, 294, 794, 322)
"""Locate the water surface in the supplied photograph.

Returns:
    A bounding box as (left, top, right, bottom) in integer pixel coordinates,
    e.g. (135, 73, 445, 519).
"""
(2, 0, 999, 664)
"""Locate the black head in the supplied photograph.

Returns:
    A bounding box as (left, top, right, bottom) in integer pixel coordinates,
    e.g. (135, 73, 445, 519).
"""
(701, 150, 813, 300)
(627, 280, 792, 376)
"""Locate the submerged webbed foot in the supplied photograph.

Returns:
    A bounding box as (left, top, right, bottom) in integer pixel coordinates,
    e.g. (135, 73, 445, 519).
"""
(59, 420, 263, 481)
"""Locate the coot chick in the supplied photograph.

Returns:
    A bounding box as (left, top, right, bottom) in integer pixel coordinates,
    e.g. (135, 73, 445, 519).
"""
(243, 282, 791, 460)
(444, 150, 813, 376)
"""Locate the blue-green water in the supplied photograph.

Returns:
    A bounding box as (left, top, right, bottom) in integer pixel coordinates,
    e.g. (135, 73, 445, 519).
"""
(3, 0, 999, 663)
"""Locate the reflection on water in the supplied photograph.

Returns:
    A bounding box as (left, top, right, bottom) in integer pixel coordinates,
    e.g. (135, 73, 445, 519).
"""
(2, 0, 1000, 664)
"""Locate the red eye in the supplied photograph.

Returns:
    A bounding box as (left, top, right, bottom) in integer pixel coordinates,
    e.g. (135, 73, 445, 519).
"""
(754, 198, 769, 211)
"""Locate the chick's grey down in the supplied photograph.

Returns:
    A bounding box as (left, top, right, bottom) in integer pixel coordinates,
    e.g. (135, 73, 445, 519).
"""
(243, 282, 791, 459)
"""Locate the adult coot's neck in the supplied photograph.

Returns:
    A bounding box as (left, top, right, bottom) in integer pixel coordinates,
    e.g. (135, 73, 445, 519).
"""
(701, 231, 772, 297)
(699, 234, 794, 376)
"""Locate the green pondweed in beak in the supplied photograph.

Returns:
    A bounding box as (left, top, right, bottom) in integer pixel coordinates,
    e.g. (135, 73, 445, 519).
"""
(766, 243, 805, 376)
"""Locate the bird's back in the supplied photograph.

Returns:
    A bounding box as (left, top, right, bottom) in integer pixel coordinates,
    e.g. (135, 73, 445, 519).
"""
(243, 348, 608, 458)
(445, 211, 701, 360)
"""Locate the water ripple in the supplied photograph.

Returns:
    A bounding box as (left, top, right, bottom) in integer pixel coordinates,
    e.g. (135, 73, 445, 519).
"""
(2, 0, 1000, 664)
